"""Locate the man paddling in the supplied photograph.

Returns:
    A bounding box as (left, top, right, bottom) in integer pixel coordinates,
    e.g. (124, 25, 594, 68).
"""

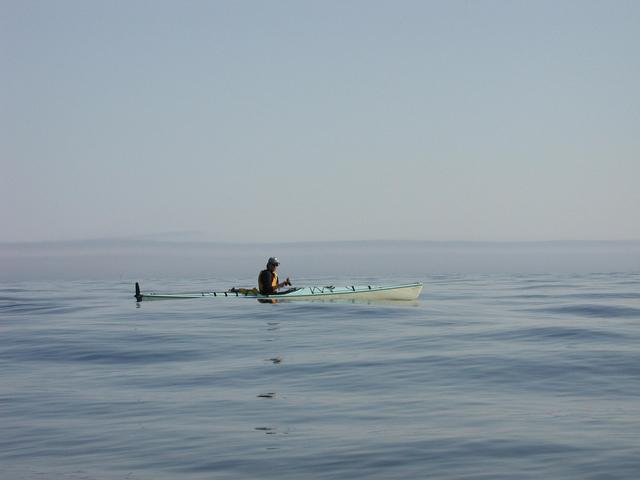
(258, 257, 292, 295)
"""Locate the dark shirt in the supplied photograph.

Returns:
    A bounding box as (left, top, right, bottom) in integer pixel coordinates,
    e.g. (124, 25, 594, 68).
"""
(258, 269, 276, 295)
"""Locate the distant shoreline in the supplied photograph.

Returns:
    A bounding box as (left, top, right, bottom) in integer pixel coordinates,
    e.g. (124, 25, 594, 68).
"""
(2, 239, 639, 280)
(2, 238, 640, 249)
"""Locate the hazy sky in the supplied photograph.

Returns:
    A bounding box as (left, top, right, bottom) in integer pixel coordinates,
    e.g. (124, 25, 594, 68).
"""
(2, 0, 639, 243)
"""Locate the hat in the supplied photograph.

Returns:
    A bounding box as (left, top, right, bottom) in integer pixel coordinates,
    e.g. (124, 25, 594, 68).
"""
(267, 257, 280, 266)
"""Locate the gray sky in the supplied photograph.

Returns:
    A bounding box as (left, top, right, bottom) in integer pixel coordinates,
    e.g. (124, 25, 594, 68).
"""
(2, 0, 639, 243)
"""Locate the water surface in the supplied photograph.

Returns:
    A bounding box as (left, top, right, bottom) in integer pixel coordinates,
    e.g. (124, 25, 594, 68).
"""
(1, 274, 639, 479)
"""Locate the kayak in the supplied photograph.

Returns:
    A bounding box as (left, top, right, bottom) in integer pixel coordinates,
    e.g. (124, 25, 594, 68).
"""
(135, 282, 422, 302)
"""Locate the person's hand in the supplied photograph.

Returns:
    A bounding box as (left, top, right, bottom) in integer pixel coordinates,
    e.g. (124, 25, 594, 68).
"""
(285, 277, 291, 286)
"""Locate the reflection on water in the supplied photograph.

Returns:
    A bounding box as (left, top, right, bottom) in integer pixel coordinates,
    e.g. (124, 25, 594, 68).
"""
(255, 427, 289, 436)
(257, 393, 276, 399)
(255, 427, 276, 435)
(258, 318, 283, 445)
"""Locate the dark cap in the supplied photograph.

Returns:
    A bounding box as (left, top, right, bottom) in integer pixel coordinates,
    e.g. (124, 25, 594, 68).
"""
(267, 257, 280, 266)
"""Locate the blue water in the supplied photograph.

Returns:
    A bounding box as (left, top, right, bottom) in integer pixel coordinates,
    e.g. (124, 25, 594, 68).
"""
(1, 273, 640, 479)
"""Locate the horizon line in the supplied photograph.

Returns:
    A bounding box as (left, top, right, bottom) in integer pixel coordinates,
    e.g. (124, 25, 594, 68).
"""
(2, 238, 640, 247)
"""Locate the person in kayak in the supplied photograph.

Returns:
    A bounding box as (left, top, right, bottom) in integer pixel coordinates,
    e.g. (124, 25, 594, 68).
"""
(258, 257, 292, 295)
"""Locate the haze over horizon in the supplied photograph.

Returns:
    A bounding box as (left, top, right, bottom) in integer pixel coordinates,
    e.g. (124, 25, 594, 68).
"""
(2, 233, 640, 246)
(2, 1, 639, 244)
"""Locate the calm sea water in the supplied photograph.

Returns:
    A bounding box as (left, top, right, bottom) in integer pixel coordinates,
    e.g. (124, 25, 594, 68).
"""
(1, 273, 640, 479)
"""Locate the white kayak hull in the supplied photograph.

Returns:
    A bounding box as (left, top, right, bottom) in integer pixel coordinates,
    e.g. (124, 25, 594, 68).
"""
(136, 282, 422, 302)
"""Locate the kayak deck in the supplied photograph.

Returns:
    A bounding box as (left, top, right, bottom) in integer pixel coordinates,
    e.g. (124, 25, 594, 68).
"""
(135, 282, 422, 302)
